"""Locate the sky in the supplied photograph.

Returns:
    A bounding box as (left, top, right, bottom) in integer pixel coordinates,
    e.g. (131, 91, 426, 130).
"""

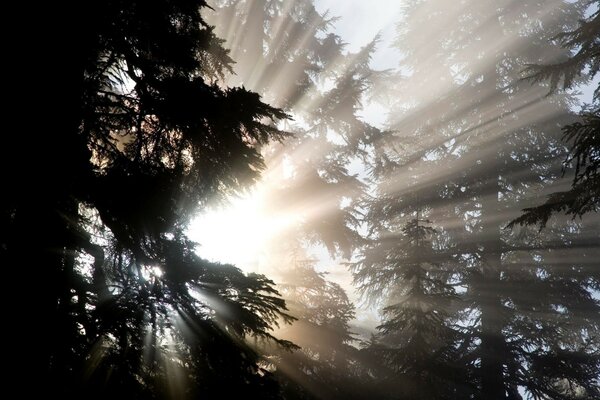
(314, 0, 404, 68)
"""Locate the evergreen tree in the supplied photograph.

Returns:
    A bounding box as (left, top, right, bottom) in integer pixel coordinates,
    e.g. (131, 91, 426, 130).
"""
(267, 258, 368, 400)
(357, 1, 600, 398)
(3, 1, 296, 398)
(353, 143, 474, 399)
(511, 6, 599, 227)
(206, 2, 382, 396)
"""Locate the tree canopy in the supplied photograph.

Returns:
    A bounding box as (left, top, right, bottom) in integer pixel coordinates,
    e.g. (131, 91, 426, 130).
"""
(355, 1, 600, 399)
(3, 1, 296, 398)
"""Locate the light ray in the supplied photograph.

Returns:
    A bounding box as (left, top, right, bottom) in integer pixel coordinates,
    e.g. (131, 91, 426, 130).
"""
(192, 6, 599, 397)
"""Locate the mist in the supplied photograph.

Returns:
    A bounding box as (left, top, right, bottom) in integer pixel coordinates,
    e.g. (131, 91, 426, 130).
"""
(6, 0, 598, 399)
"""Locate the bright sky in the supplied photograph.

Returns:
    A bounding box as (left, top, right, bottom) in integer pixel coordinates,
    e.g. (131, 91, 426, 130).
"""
(314, 0, 404, 68)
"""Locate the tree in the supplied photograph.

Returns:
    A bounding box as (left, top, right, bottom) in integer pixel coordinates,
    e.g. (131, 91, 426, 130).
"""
(510, 6, 599, 228)
(354, 213, 472, 400)
(3, 1, 296, 398)
(357, 0, 600, 398)
(206, 2, 382, 396)
(266, 258, 369, 400)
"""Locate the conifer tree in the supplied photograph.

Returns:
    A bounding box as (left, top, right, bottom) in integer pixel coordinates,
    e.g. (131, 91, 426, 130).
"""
(511, 7, 599, 227)
(208, 0, 377, 256)
(3, 1, 296, 398)
(206, 2, 382, 396)
(357, 1, 600, 399)
(267, 258, 369, 400)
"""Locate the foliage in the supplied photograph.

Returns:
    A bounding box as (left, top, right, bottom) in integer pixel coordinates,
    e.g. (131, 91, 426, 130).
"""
(208, 0, 379, 257)
(356, 1, 600, 399)
(511, 7, 600, 227)
(3, 1, 295, 398)
(267, 259, 368, 400)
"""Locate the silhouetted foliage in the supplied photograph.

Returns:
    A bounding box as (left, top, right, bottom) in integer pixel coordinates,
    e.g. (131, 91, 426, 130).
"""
(3, 1, 296, 398)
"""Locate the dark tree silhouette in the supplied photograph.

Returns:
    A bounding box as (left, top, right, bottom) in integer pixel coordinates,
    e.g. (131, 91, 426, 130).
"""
(3, 1, 296, 398)
(510, 7, 600, 228)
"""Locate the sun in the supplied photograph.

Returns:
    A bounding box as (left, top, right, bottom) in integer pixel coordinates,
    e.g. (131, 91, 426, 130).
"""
(187, 179, 296, 273)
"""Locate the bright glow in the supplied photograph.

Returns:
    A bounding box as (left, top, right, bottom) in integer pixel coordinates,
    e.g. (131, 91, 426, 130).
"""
(188, 178, 298, 273)
(141, 265, 164, 280)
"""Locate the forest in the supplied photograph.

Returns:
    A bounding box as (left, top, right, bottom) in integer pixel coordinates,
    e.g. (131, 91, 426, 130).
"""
(2, 0, 598, 399)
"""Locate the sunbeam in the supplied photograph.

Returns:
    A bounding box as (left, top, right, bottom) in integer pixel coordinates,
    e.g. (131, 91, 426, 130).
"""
(195, 2, 599, 399)
(188, 177, 299, 272)
(15, 0, 599, 398)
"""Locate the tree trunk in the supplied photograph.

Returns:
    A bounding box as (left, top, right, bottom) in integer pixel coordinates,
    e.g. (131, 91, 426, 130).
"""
(478, 128, 507, 400)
